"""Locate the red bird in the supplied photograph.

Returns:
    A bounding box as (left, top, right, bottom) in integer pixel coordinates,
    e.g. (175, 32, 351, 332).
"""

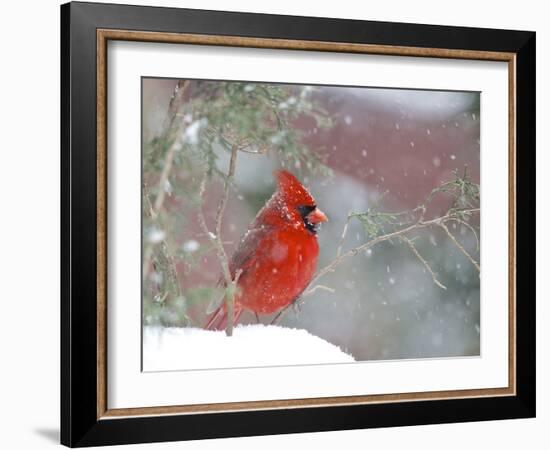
(205, 170, 328, 330)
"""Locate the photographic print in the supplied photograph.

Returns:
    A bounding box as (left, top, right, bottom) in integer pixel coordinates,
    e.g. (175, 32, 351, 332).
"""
(62, 5, 535, 445)
(141, 78, 481, 372)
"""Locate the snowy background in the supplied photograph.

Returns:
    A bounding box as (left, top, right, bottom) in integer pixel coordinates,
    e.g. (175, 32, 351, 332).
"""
(142, 79, 480, 369)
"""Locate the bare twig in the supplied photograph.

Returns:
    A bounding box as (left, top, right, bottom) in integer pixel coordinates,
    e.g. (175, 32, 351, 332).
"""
(215, 145, 239, 255)
(164, 80, 190, 131)
(401, 236, 447, 290)
(336, 215, 351, 257)
(439, 222, 481, 272)
(270, 310, 284, 325)
(225, 268, 242, 337)
(197, 144, 240, 336)
(208, 125, 270, 155)
(197, 176, 211, 234)
(305, 284, 336, 295)
(445, 217, 480, 251)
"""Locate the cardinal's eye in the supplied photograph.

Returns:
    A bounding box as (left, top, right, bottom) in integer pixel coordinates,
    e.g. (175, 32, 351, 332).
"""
(297, 205, 316, 220)
(297, 205, 318, 234)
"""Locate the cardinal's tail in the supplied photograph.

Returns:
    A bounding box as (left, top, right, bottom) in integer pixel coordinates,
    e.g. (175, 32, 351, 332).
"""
(204, 304, 244, 331)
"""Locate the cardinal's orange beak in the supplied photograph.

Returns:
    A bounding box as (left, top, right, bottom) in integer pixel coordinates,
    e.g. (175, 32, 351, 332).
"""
(307, 208, 328, 224)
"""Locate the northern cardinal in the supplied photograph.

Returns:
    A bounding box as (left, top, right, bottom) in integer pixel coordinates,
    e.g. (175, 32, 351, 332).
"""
(204, 170, 328, 330)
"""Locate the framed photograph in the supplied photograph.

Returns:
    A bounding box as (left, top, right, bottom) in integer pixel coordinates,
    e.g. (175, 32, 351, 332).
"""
(61, 1, 536, 447)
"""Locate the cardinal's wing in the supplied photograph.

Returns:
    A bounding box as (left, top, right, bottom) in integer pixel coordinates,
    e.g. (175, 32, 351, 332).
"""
(228, 225, 272, 276)
(206, 225, 271, 314)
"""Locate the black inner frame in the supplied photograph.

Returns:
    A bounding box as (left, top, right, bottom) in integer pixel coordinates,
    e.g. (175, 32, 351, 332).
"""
(61, 2, 536, 447)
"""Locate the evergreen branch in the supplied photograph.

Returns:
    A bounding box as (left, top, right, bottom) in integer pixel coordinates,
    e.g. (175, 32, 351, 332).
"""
(151, 80, 190, 219)
(272, 207, 479, 325)
(142, 181, 187, 324)
(307, 209, 479, 295)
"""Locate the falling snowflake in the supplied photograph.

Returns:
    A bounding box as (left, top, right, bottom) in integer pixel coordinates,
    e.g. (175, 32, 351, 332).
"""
(182, 240, 200, 253)
(148, 228, 165, 243)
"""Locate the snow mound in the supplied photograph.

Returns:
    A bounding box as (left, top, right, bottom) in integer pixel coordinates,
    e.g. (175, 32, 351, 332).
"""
(143, 324, 354, 371)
